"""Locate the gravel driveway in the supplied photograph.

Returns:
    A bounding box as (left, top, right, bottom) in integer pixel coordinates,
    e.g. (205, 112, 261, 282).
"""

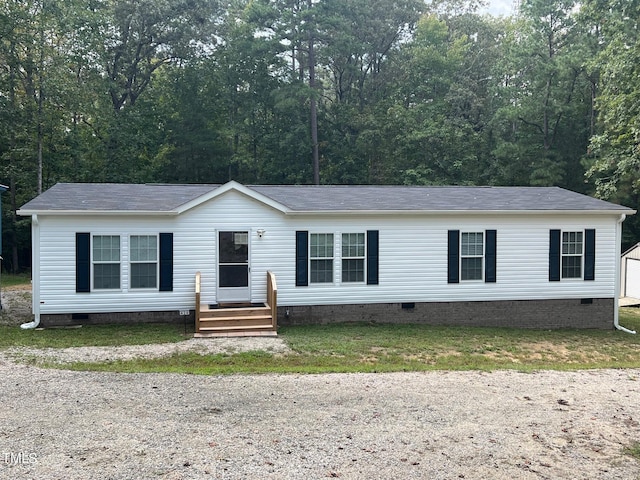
(1, 357, 640, 480)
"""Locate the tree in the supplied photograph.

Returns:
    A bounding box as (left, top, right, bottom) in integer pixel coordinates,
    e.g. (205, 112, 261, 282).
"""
(315, 0, 424, 183)
(65, 0, 221, 182)
(491, 0, 592, 188)
(0, 0, 78, 270)
(583, 0, 640, 200)
(385, 14, 476, 185)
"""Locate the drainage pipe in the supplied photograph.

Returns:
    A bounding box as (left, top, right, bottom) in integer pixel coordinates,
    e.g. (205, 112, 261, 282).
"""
(21, 214, 41, 330)
(20, 315, 40, 330)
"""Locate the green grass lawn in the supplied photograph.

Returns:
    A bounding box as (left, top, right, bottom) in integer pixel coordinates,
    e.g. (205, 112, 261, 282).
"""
(5, 307, 639, 375)
(0, 323, 188, 349)
(0, 272, 31, 288)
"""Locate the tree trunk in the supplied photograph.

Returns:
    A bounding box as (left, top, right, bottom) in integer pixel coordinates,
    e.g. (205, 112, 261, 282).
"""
(308, 0, 319, 185)
(10, 177, 19, 274)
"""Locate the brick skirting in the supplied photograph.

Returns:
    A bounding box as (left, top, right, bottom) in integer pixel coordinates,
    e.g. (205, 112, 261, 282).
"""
(39, 298, 614, 330)
(278, 298, 615, 330)
(40, 310, 192, 328)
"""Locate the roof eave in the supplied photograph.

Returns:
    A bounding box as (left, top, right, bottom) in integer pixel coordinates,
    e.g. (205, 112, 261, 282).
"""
(284, 209, 636, 216)
(16, 209, 179, 217)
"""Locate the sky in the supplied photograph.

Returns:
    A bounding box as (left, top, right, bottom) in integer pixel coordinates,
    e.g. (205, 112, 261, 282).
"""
(478, 0, 517, 16)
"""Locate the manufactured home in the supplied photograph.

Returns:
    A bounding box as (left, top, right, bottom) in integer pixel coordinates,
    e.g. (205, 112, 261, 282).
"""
(17, 181, 635, 334)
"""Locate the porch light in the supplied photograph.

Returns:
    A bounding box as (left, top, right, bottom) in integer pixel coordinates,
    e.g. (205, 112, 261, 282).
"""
(256, 229, 266, 238)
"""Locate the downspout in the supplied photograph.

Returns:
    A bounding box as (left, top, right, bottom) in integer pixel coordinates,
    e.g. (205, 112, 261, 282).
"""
(614, 214, 636, 334)
(21, 214, 40, 330)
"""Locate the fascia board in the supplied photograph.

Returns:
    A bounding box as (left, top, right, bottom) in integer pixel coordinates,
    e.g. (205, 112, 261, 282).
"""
(16, 209, 177, 217)
(282, 209, 636, 216)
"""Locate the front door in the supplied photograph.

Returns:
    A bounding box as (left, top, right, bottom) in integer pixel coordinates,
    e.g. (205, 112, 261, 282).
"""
(217, 231, 250, 303)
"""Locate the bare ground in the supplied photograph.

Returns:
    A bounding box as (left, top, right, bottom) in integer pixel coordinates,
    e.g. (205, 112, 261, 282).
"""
(0, 284, 34, 327)
(1, 288, 640, 479)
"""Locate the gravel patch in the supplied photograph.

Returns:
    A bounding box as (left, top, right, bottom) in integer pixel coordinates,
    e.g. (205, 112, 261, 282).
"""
(0, 361, 639, 479)
(3, 337, 292, 365)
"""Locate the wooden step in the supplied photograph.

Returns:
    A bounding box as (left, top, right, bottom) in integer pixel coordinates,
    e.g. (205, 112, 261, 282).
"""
(199, 314, 272, 321)
(196, 302, 274, 336)
(198, 324, 275, 332)
(200, 305, 271, 318)
(199, 316, 273, 328)
(194, 330, 278, 338)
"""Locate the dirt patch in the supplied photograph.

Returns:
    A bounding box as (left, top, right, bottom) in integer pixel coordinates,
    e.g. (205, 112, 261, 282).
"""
(521, 341, 615, 364)
(0, 284, 33, 326)
(3, 337, 292, 365)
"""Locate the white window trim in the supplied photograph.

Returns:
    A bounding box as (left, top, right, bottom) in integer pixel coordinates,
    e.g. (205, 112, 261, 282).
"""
(460, 231, 484, 282)
(341, 232, 366, 283)
(92, 234, 122, 291)
(129, 234, 160, 290)
(309, 233, 335, 284)
(561, 230, 584, 280)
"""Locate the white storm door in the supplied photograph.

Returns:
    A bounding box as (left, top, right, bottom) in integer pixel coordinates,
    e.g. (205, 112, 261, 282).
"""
(217, 231, 250, 302)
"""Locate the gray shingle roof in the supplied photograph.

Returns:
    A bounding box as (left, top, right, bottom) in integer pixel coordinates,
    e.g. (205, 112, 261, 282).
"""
(18, 182, 634, 214)
(252, 185, 633, 212)
(19, 183, 219, 212)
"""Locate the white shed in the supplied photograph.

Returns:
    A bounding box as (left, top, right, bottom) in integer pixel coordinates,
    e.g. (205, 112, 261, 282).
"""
(18, 181, 636, 333)
(621, 243, 640, 299)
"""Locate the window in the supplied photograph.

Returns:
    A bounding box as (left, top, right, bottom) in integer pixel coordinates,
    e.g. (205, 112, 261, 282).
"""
(562, 231, 583, 279)
(130, 235, 158, 289)
(448, 230, 496, 284)
(342, 233, 365, 282)
(93, 235, 120, 289)
(295, 230, 379, 287)
(461, 232, 484, 281)
(550, 229, 595, 282)
(310, 233, 334, 283)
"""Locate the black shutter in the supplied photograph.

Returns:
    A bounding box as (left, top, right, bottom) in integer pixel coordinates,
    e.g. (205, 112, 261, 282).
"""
(296, 231, 308, 286)
(366, 230, 379, 285)
(584, 229, 595, 281)
(448, 230, 460, 284)
(549, 229, 561, 281)
(76, 233, 90, 293)
(159, 233, 173, 291)
(485, 230, 497, 283)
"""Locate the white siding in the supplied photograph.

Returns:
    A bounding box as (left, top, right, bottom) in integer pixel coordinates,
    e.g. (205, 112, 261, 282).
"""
(621, 243, 640, 297)
(34, 189, 622, 315)
(277, 214, 618, 306)
(626, 259, 640, 298)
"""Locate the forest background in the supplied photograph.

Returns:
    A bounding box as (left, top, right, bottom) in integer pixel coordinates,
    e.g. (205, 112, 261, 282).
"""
(1, 0, 639, 272)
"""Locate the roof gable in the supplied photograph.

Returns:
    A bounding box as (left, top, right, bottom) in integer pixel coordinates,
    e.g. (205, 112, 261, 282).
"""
(174, 181, 290, 214)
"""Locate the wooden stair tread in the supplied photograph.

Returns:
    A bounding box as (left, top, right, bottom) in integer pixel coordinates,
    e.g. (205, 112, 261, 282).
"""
(200, 314, 272, 321)
(194, 330, 278, 338)
(198, 324, 276, 331)
(200, 310, 271, 318)
(201, 305, 270, 311)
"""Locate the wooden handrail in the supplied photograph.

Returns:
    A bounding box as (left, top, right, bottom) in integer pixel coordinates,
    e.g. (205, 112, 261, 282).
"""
(195, 271, 201, 333)
(267, 271, 277, 329)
